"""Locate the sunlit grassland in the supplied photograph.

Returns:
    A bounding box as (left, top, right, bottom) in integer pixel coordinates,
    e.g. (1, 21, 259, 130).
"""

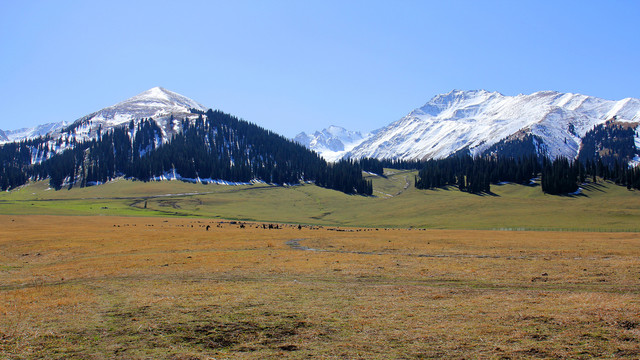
(1, 170, 638, 358)
(1, 170, 639, 231)
(1, 215, 639, 359)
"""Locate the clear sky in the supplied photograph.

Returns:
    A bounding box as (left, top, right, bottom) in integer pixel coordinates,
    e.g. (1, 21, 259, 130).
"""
(1, 0, 639, 137)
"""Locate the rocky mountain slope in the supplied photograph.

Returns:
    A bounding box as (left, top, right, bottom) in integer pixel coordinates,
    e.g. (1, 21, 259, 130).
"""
(346, 90, 640, 162)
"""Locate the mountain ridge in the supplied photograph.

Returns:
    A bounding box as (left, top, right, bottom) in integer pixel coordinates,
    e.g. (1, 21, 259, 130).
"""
(345, 89, 640, 162)
(1, 121, 68, 143)
(4, 87, 640, 167)
(293, 125, 370, 162)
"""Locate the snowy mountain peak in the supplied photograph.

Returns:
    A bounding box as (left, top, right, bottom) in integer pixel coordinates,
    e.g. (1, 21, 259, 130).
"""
(123, 87, 206, 111)
(0, 87, 209, 144)
(325, 125, 348, 136)
(347, 89, 640, 162)
(427, 89, 502, 105)
(64, 87, 208, 141)
(430, 89, 499, 103)
(413, 89, 503, 117)
(1, 121, 68, 144)
(294, 125, 370, 162)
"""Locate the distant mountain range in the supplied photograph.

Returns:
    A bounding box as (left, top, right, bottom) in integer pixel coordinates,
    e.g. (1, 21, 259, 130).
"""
(297, 90, 640, 165)
(0, 87, 640, 171)
(293, 126, 370, 162)
(1, 121, 67, 143)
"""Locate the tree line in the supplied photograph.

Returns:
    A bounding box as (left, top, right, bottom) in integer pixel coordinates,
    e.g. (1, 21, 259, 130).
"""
(413, 154, 640, 194)
(414, 155, 540, 193)
(0, 110, 373, 195)
(2, 112, 639, 195)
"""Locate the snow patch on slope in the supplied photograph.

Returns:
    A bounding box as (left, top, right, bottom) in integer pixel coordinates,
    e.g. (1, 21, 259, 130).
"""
(631, 127, 640, 168)
(148, 169, 259, 185)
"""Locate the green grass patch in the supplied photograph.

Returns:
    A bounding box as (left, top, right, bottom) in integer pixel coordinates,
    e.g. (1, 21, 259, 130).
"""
(1, 173, 639, 231)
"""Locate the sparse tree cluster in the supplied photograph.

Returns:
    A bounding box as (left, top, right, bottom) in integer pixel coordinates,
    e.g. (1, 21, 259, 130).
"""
(414, 152, 640, 194)
(356, 158, 384, 175)
(315, 159, 373, 195)
(415, 155, 540, 194)
(540, 157, 579, 194)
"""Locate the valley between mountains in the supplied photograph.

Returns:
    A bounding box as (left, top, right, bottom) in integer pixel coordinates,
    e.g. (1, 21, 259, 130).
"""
(1, 87, 640, 359)
(1, 87, 639, 196)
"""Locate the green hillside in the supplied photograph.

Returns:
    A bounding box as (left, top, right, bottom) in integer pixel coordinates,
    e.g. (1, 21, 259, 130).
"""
(1, 170, 639, 231)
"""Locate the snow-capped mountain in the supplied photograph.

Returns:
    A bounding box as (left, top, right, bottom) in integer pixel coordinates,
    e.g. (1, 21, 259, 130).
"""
(347, 90, 640, 161)
(0, 87, 206, 144)
(0, 89, 374, 195)
(0, 87, 210, 166)
(64, 86, 207, 142)
(294, 126, 370, 162)
(1, 121, 67, 143)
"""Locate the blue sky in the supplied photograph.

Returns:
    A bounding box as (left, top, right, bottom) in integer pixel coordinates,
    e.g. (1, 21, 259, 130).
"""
(1, 1, 639, 137)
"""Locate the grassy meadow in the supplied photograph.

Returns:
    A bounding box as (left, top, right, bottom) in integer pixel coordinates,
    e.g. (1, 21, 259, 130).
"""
(1, 172, 639, 358)
(1, 215, 639, 359)
(0, 170, 639, 231)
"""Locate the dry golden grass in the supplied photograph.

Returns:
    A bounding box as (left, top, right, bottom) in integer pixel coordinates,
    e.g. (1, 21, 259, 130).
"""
(1, 215, 639, 359)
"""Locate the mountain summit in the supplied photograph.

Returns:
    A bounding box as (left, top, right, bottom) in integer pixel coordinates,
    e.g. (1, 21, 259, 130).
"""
(100, 86, 207, 121)
(293, 126, 370, 162)
(1, 87, 207, 144)
(346, 89, 640, 161)
(67, 87, 207, 141)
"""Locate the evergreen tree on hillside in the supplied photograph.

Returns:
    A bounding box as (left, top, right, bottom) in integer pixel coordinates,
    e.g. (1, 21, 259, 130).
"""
(577, 121, 637, 168)
(541, 157, 579, 194)
(415, 154, 541, 194)
(0, 110, 373, 195)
